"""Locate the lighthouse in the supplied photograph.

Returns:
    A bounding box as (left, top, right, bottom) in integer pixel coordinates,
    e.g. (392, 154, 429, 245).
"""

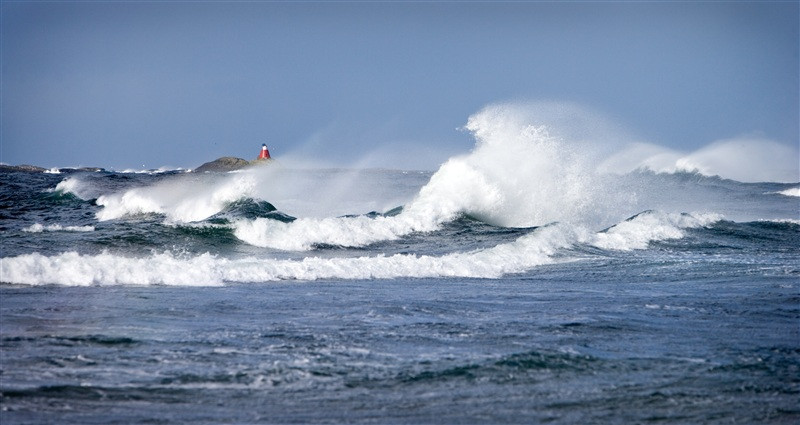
(258, 144, 271, 160)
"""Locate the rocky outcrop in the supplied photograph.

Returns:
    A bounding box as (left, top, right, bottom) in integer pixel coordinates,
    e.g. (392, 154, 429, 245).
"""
(1, 156, 266, 174)
(0, 164, 47, 172)
(194, 157, 251, 173)
(0, 164, 107, 173)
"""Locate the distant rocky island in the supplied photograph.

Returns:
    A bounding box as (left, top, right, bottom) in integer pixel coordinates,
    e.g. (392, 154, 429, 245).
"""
(1, 156, 271, 174)
(0, 164, 105, 173)
(0, 164, 48, 172)
(2, 144, 274, 174)
(194, 144, 273, 172)
(194, 157, 271, 173)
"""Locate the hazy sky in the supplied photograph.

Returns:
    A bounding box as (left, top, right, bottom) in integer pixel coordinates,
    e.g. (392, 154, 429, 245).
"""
(2, 1, 798, 171)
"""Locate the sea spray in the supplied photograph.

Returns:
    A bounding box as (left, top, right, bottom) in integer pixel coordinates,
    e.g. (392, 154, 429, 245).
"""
(82, 101, 799, 254)
(52, 176, 97, 200)
(2, 103, 798, 425)
(234, 103, 636, 250)
(95, 172, 258, 222)
(776, 187, 800, 197)
(460, 104, 605, 227)
(598, 137, 799, 183)
(246, 166, 421, 219)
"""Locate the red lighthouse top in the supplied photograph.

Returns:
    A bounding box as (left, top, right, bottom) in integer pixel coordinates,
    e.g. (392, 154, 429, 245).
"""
(258, 144, 271, 160)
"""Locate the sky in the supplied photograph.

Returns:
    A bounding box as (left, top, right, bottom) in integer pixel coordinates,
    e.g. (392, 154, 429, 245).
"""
(1, 1, 798, 172)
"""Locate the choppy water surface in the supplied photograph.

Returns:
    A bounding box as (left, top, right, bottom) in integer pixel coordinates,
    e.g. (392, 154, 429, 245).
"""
(2, 107, 798, 423)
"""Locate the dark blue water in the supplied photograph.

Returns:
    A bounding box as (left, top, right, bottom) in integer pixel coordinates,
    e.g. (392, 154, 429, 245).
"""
(1, 167, 799, 424)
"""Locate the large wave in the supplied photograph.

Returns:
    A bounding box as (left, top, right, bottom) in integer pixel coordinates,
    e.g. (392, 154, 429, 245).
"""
(10, 100, 797, 285)
(1, 211, 721, 286)
(776, 187, 800, 197)
(235, 103, 640, 250)
(56, 101, 797, 254)
(63, 103, 617, 250)
(95, 173, 257, 222)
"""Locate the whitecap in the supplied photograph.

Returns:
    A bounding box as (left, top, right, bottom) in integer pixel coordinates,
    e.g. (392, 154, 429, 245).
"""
(591, 211, 723, 251)
(22, 223, 95, 233)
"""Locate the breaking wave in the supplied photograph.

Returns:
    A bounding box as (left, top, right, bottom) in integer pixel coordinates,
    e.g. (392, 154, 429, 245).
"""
(592, 211, 723, 251)
(95, 173, 257, 222)
(234, 104, 634, 250)
(71, 102, 795, 253)
(8, 101, 793, 286)
(53, 177, 85, 196)
(1, 211, 722, 286)
(775, 187, 800, 197)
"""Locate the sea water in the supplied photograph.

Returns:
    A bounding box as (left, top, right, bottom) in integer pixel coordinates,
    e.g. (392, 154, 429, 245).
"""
(1, 106, 799, 423)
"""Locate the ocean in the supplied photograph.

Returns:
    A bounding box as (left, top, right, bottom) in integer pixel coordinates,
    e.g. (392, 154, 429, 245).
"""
(1, 116, 799, 423)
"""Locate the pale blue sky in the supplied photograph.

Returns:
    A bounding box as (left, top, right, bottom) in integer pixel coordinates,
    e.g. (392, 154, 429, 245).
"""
(2, 1, 798, 170)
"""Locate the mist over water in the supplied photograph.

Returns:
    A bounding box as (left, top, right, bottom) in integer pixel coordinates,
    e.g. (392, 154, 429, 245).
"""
(60, 101, 799, 228)
(43, 102, 800, 243)
(599, 137, 800, 183)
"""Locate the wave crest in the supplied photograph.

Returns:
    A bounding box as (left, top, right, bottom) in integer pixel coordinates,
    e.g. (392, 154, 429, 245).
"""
(2, 210, 725, 286)
(592, 211, 723, 251)
(95, 173, 257, 222)
(233, 103, 622, 250)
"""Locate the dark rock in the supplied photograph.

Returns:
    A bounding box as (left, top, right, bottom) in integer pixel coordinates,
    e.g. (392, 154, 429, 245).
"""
(0, 164, 47, 173)
(194, 157, 251, 173)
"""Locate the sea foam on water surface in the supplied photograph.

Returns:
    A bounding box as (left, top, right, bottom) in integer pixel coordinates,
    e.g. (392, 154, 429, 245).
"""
(11, 101, 791, 286)
(22, 223, 95, 233)
(0, 223, 572, 285)
(2, 211, 722, 286)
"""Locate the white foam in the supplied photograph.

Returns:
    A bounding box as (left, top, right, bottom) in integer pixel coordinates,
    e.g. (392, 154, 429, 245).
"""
(233, 103, 627, 250)
(2, 224, 583, 286)
(775, 187, 800, 197)
(92, 101, 792, 254)
(1, 251, 225, 286)
(3, 209, 727, 286)
(93, 165, 422, 225)
(96, 173, 257, 222)
(235, 215, 419, 250)
(22, 223, 95, 233)
(44, 167, 61, 174)
(233, 158, 502, 250)
(592, 211, 723, 251)
(52, 177, 85, 197)
(758, 218, 800, 225)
